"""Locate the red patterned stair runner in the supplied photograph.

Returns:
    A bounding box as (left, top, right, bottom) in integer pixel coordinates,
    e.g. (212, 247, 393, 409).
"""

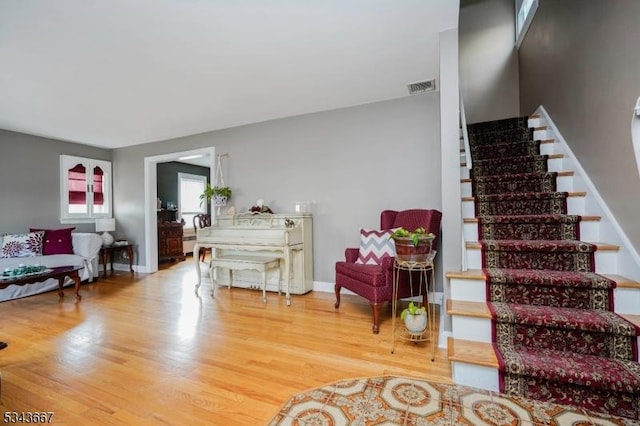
(478, 215, 581, 240)
(468, 116, 640, 419)
(470, 140, 541, 160)
(485, 268, 615, 310)
(473, 172, 558, 195)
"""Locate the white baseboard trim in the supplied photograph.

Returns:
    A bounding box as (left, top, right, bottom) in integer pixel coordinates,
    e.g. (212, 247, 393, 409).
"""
(439, 330, 452, 350)
(313, 280, 355, 294)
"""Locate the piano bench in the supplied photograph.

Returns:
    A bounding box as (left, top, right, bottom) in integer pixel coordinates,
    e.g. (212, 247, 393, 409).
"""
(209, 255, 282, 304)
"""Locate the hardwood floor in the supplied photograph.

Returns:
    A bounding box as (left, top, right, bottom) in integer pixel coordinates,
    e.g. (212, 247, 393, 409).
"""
(0, 257, 451, 425)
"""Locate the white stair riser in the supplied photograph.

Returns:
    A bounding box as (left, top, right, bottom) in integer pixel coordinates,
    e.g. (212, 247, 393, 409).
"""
(466, 249, 482, 269)
(528, 118, 543, 128)
(579, 221, 600, 242)
(460, 166, 470, 180)
(614, 287, 640, 315)
(533, 128, 550, 140)
(463, 222, 476, 240)
(452, 316, 491, 342)
(461, 182, 472, 197)
(466, 248, 618, 274)
(539, 142, 556, 156)
(567, 196, 585, 215)
(450, 278, 486, 303)
(547, 157, 563, 171)
(462, 200, 475, 218)
(451, 363, 499, 392)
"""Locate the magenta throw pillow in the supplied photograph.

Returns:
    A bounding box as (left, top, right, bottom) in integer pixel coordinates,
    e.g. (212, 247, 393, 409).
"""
(30, 228, 75, 255)
(355, 229, 396, 265)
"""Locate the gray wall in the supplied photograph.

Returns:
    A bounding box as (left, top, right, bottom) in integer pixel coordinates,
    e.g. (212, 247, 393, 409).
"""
(0, 129, 111, 234)
(519, 0, 640, 252)
(459, 0, 520, 123)
(113, 95, 442, 284)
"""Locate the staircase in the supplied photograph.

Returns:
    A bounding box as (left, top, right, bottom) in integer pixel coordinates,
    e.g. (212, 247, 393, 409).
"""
(447, 110, 640, 419)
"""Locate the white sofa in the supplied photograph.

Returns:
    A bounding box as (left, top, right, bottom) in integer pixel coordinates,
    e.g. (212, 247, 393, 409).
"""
(0, 233, 102, 302)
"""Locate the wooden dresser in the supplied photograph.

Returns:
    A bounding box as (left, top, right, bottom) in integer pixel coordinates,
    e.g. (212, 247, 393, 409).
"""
(158, 210, 185, 262)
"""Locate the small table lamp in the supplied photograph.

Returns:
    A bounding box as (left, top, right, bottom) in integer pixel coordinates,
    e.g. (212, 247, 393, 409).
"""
(95, 218, 116, 246)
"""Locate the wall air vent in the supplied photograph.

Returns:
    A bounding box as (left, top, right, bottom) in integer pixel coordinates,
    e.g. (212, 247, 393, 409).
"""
(407, 79, 436, 95)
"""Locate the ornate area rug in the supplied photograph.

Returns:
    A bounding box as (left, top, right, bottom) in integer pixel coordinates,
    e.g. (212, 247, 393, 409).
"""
(269, 376, 637, 425)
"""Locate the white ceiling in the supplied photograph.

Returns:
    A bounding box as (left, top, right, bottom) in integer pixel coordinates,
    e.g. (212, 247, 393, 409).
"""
(0, 0, 459, 149)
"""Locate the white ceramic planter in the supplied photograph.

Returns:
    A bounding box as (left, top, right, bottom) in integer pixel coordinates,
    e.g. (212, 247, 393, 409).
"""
(404, 313, 427, 335)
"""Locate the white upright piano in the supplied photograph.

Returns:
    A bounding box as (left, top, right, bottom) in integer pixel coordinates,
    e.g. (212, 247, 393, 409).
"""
(194, 213, 313, 300)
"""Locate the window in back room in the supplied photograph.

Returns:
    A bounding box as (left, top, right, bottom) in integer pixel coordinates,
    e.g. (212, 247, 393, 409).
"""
(178, 172, 207, 230)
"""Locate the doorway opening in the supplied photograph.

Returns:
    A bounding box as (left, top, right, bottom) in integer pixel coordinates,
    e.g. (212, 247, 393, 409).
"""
(143, 147, 215, 274)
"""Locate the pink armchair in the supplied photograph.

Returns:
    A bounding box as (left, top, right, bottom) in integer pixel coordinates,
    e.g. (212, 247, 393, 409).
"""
(334, 209, 442, 334)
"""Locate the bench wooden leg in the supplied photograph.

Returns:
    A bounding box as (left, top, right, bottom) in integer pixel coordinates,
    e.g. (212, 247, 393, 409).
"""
(261, 270, 267, 303)
(209, 264, 215, 296)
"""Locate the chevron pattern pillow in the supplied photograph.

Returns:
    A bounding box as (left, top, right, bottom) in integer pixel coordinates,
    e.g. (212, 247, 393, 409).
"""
(355, 229, 396, 265)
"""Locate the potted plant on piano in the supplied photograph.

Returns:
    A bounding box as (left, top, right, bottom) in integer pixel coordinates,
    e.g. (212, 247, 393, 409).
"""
(200, 184, 232, 215)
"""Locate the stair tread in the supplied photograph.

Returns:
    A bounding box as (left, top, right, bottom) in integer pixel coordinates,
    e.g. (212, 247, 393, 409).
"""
(500, 347, 640, 390)
(506, 348, 640, 393)
(447, 270, 640, 289)
(471, 153, 563, 164)
(490, 303, 637, 334)
(447, 337, 498, 368)
(462, 191, 586, 202)
(461, 170, 574, 183)
(466, 241, 619, 251)
(446, 299, 491, 318)
(606, 274, 640, 289)
(445, 269, 485, 280)
(447, 300, 636, 333)
(620, 314, 640, 328)
(448, 338, 640, 388)
(464, 215, 601, 223)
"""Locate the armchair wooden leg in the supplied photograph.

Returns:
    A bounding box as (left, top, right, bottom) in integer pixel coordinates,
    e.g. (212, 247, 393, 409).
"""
(371, 302, 381, 334)
(334, 284, 341, 309)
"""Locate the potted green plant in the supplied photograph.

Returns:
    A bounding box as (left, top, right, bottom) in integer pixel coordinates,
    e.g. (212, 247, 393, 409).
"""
(400, 301, 428, 335)
(200, 184, 232, 207)
(390, 227, 435, 263)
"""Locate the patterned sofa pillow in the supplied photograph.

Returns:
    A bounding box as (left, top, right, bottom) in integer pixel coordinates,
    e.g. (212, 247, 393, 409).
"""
(30, 228, 75, 255)
(355, 228, 396, 265)
(0, 231, 45, 258)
